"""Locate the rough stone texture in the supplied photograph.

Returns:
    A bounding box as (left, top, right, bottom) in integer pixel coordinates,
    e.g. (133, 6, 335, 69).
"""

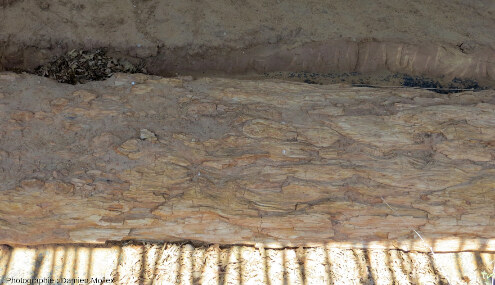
(0, 72, 494, 251)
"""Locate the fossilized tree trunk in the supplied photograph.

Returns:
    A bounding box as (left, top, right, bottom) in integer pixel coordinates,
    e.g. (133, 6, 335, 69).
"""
(0, 72, 494, 251)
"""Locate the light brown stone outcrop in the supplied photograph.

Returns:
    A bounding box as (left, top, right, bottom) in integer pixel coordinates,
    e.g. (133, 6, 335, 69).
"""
(0, 72, 494, 251)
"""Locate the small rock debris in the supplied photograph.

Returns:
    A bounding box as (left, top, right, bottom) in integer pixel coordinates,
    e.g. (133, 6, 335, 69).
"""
(35, 49, 145, 84)
(139, 129, 157, 142)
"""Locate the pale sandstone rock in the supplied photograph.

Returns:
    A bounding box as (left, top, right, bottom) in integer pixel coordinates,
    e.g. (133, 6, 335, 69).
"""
(139, 129, 158, 142)
(0, 73, 494, 252)
(10, 110, 34, 122)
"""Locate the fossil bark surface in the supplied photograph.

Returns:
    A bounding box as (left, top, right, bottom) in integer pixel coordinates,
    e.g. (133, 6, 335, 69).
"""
(0, 72, 494, 251)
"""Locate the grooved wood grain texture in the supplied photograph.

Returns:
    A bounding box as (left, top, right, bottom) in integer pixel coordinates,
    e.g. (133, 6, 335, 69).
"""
(0, 73, 494, 251)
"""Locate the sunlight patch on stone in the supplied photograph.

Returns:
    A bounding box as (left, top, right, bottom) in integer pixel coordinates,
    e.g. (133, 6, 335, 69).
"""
(266, 249, 284, 285)
(283, 249, 303, 284)
(304, 247, 330, 284)
(225, 246, 240, 285)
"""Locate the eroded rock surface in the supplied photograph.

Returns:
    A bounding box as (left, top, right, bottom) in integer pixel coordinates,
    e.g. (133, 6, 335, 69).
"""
(0, 72, 494, 251)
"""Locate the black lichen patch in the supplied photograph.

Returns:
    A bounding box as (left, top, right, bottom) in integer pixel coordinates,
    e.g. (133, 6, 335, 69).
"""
(448, 77, 483, 91)
(402, 75, 485, 94)
(35, 49, 145, 84)
(303, 79, 319, 84)
(402, 76, 442, 90)
(264, 71, 487, 94)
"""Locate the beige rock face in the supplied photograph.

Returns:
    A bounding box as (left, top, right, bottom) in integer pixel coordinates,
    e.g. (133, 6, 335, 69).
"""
(0, 72, 494, 251)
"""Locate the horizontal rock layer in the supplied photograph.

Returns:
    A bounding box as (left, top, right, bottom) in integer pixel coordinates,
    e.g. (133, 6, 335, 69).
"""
(0, 72, 494, 251)
(1, 0, 495, 85)
(146, 40, 495, 87)
(2, 39, 495, 88)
